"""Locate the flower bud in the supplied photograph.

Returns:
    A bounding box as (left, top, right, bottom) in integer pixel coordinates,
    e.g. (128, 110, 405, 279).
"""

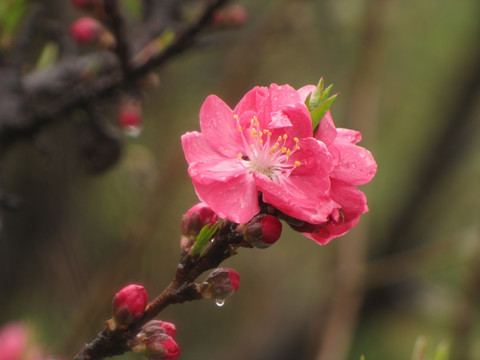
(200, 268, 240, 301)
(140, 320, 176, 339)
(213, 4, 248, 27)
(181, 203, 218, 237)
(130, 320, 180, 360)
(117, 98, 143, 137)
(112, 284, 148, 327)
(144, 335, 180, 360)
(70, 17, 115, 48)
(70, 17, 103, 44)
(242, 214, 282, 249)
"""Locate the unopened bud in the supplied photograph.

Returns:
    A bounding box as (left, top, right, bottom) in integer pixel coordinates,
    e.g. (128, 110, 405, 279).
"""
(241, 214, 282, 249)
(145, 335, 180, 360)
(181, 203, 217, 237)
(70, 17, 103, 44)
(200, 268, 240, 301)
(130, 320, 180, 360)
(112, 284, 148, 327)
(117, 98, 143, 137)
(140, 320, 176, 339)
(213, 4, 248, 27)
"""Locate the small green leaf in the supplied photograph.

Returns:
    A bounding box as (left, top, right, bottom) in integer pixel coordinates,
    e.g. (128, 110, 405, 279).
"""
(310, 93, 339, 130)
(36, 41, 59, 69)
(432, 341, 450, 360)
(306, 77, 339, 130)
(191, 222, 219, 257)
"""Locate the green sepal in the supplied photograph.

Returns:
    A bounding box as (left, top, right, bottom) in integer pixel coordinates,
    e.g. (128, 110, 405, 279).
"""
(191, 222, 220, 257)
(305, 77, 339, 131)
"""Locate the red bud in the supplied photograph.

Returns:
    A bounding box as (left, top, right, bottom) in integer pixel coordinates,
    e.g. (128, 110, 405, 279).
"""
(242, 214, 282, 249)
(112, 284, 148, 326)
(201, 268, 240, 301)
(181, 203, 218, 237)
(70, 17, 103, 44)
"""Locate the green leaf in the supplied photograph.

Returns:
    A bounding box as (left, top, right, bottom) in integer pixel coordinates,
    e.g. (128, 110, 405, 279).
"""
(310, 93, 339, 130)
(432, 341, 450, 360)
(36, 41, 59, 69)
(305, 77, 339, 130)
(191, 222, 219, 257)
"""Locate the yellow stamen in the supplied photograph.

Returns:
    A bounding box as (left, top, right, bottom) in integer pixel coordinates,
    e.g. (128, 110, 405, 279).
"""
(283, 134, 288, 140)
(286, 149, 291, 156)
(233, 114, 239, 119)
(295, 161, 301, 167)
(237, 153, 243, 159)
(293, 137, 299, 143)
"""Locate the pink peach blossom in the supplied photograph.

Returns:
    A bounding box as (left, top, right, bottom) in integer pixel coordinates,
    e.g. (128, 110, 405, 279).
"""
(182, 84, 338, 224)
(182, 83, 377, 245)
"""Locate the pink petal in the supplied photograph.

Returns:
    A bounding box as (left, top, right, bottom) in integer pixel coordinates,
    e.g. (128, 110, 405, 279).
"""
(330, 143, 377, 185)
(303, 180, 368, 245)
(296, 85, 316, 102)
(234, 86, 269, 114)
(255, 172, 337, 224)
(278, 104, 313, 139)
(268, 84, 302, 113)
(188, 158, 245, 185)
(192, 174, 259, 224)
(335, 128, 362, 144)
(314, 110, 337, 147)
(199, 95, 241, 157)
(254, 138, 337, 224)
(181, 131, 225, 164)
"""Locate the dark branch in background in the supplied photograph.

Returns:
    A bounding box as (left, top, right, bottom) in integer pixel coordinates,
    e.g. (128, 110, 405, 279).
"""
(103, 0, 131, 75)
(0, 0, 229, 156)
(364, 28, 480, 312)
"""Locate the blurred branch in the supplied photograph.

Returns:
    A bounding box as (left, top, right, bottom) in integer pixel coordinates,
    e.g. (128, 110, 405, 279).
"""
(0, 0, 229, 155)
(314, 0, 390, 359)
(365, 18, 480, 311)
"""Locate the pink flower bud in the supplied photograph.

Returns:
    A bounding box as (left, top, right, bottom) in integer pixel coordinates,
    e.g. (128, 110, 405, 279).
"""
(181, 202, 218, 237)
(70, 17, 103, 44)
(213, 4, 248, 27)
(242, 214, 282, 249)
(0, 323, 28, 360)
(144, 335, 180, 360)
(201, 268, 240, 301)
(112, 284, 148, 326)
(117, 99, 143, 137)
(140, 320, 176, 339)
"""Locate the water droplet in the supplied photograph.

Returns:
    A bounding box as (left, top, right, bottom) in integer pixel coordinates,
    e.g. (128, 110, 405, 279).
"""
(124, 125, 142, 138)
(215, 298, 225, 307)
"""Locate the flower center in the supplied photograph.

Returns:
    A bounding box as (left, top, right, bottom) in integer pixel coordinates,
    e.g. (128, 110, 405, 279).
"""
(235, 114, 301, 181)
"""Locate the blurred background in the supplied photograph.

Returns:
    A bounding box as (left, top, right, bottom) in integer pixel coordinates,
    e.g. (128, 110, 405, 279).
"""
(1, 0, 480, 359)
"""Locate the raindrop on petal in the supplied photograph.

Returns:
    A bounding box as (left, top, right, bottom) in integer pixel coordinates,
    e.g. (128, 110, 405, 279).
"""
(215, 298, 225, 307)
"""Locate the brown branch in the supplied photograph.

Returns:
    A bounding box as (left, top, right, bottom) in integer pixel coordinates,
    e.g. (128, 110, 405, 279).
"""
(73, 220, 244, 360)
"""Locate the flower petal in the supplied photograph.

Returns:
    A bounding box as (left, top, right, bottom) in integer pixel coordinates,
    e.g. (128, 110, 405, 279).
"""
(181, 131, 224, 164)
(314, 110, 337, 148)
(199, 95, 241, 157)
(330, 142, 377, 185)
(192, 173, 259, 224)
(303, 180, 368, 245)
(296, 85, 316, 103)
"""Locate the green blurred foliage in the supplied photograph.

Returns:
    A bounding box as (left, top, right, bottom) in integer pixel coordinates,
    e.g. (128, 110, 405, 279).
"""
(1, 0, 480, 360)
